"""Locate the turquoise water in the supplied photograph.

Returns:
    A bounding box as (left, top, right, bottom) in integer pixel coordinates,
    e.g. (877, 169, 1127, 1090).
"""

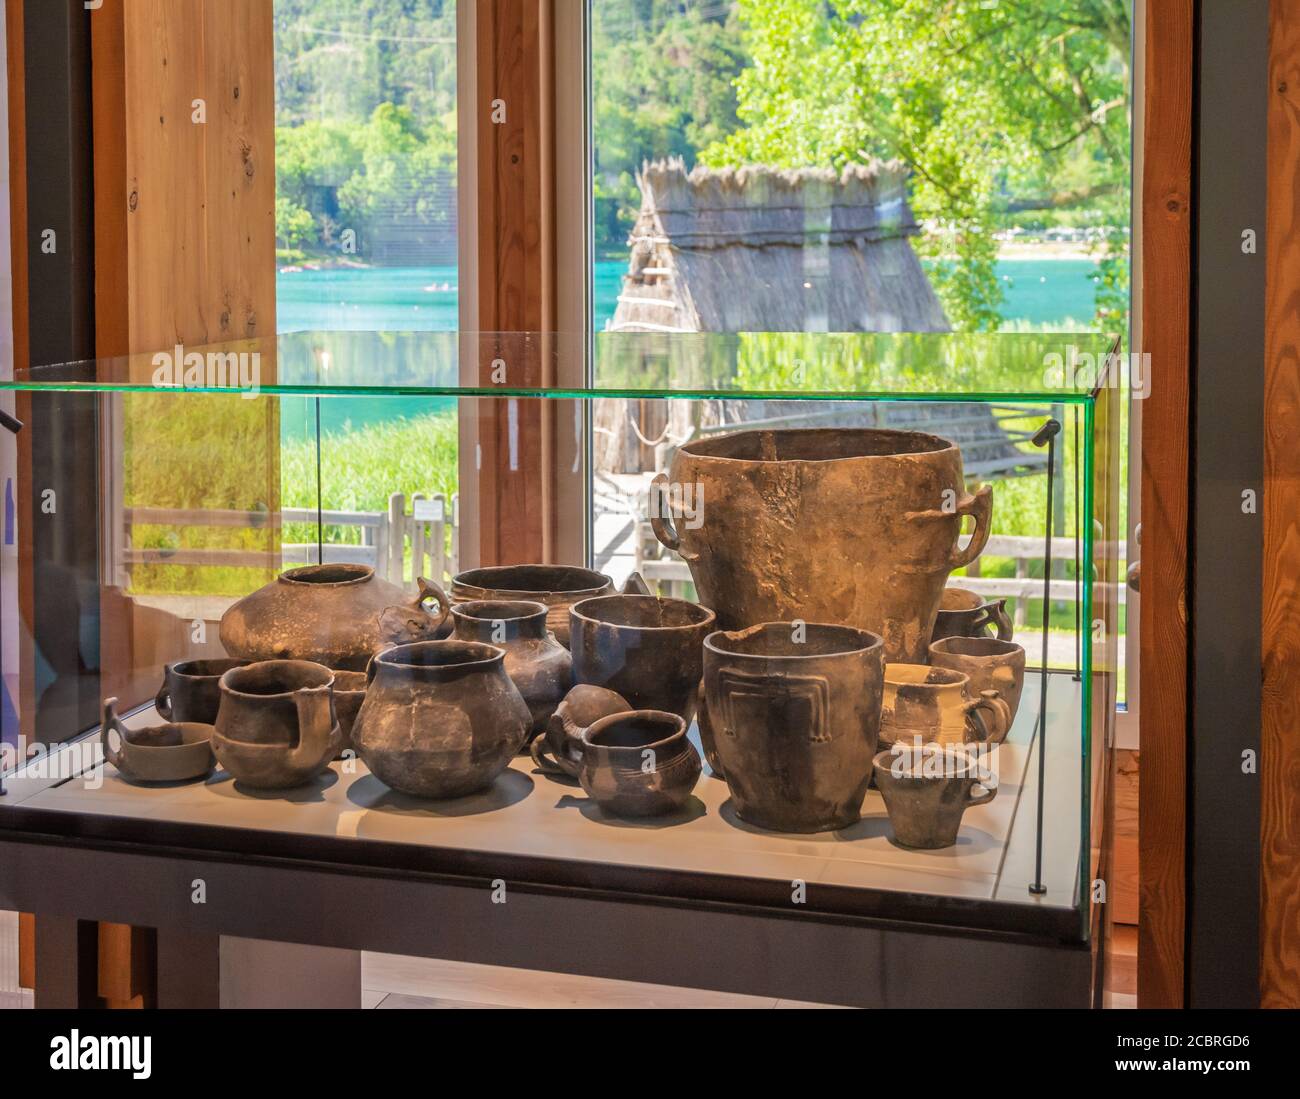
(277, 257, 1103, 334)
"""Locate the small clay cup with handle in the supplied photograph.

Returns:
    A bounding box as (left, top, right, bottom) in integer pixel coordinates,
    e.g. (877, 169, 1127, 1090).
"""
(929, 636, 1027, 726)
(873, 744, 997, 849)
(155, 658, 250, 724)
(101, 697, 215, 784)
(931, 586, 1013, 644)
(578, 710, 701, 818)
(881, 664, 1012, 749)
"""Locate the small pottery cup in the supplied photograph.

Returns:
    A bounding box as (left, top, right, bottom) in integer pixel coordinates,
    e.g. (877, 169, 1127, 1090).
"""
(578, 710, 701, 818)
(929, 636, 1027, 725)
(101, 698, 215, 784)
(872, 744, 997, 849)
(704, 622, 884, 832)
(569, 595, 716, 722)
(530, 684, 631, 778)
(881, 664, 1012, 749)
(214, 660, 340, 789)
(331, 670, 368, 758)
(450, 565, 616, 649)
(155, 658, 250, 724)
(452, 599, 572, 738)
(931, 586, 1013, 644)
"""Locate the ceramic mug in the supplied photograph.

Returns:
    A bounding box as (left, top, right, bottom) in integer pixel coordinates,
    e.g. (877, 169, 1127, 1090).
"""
(880, 664, 1012, 749)
(929, 636, 1027, 725)
(578, 710, 701, 818)
(530, 684, 631, 778)
(931, 586, 1013, 644)
(102, 698, 215, 784)
(155, 658, 250, 724)
(872, 744, 997, 849)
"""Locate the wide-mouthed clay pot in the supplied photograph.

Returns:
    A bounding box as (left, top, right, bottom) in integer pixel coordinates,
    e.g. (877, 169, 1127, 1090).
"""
(703, 622, 884, 833)
(569, 595, 715, 722)
(530, 684, 631, 778)
(102, 698, 215, 784)
(219, 563, 450, 672)
(331, 670, 368, 758)
(353, 641, 530, 799)
(214, 660, 340, 788)
(650, 428, 992, 663)
(155, 658, 250, 725)
(931, 586, 1013, 644)
(872, 745, 997, 849)
(880, 664, 1011, 750)
(451, 600, 572, 738)
(928, 636, 1026, 726)
(450, 565, 615, 649)
(578, 710, 701, 818)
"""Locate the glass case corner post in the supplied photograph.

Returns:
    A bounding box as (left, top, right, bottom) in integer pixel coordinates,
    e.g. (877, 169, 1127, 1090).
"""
(0, 407, 24, 797)
(1028, 417, 1062, 896)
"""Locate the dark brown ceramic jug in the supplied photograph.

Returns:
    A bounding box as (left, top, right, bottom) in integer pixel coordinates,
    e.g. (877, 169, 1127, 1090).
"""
(353, 641, 530, 799)
(219, 563, 450, 671)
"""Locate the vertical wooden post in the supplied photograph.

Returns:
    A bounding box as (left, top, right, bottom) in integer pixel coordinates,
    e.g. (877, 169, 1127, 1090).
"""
(1262, 0, 1300, 1009)
(1139, 0, 1194, 1008)
(473, 0, 557, 567)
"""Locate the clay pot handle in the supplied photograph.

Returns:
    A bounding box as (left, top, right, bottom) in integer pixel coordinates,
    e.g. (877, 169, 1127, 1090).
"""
(966, 778, 998, 807)
(963, 689, 1011, 744)
(100, 698, 129, 775)
(290, 684, 336, 767)
(989, 599, 1014, 641)
(648, 474, 699, 563)
(948, 485, 993, 570)
(413, 576, 451, 630)
(154, 678, 173, 721)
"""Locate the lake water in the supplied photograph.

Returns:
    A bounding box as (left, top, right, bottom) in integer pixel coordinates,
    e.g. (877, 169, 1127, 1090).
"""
(277, 257, 1103, 334)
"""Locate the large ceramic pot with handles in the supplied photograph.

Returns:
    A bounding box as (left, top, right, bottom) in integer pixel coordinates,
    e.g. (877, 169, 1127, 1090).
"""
(651, 428, 992, 663)
(220, 563, 450, 672)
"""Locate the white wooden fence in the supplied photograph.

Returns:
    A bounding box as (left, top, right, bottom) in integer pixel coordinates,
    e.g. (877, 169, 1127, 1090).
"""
(121, 492, 459, 589)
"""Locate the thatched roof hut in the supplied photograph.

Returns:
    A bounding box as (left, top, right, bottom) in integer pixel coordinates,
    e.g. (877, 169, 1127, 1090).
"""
(608, 159, 949, 334)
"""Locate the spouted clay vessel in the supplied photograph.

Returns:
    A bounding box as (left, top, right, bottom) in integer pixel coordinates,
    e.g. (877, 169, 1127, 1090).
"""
(220, 563, 450, 671)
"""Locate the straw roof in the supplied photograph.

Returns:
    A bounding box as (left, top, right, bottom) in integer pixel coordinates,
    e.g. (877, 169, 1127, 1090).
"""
(609, 159, 949, 334)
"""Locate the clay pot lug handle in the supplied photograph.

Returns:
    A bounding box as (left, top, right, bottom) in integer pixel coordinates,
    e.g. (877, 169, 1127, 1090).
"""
(414, 576, 451, 630)
(648, 474, 699, 563)
(964, 689, 1011, 744)
(947, 484, 994, 570)
(154, 674, 173, 721)
(100, 697, 127, 773)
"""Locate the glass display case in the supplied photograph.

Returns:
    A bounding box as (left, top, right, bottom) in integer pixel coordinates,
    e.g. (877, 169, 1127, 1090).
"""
(0, 330, 1123, 1006)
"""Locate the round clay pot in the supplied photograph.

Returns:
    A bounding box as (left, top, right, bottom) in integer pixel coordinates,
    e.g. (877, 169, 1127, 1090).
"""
(578, 710, 701, 818)
(214, 660, 340, 789)
(569, 595, 715, 723)
(155, 658, 250, 725)
(353, 640, 530, 799)
(102, 698, 214, 784)
(451, 600, 572, 738)
(219, 563, 451, 671)
(930, 586, 1014, 644)
(450, 565, 615, 649)
(928, 636, 1026, 725)
(703, 622, 884, 833)
(530, 684, 631, 778)
(650, 428, 992, 663)
(331, 670, 368, 758)
(880, 664, 1012, 749)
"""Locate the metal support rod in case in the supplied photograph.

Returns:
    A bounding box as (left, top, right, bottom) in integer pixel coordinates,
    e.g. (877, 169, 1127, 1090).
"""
(1029, 418, 1061, 896)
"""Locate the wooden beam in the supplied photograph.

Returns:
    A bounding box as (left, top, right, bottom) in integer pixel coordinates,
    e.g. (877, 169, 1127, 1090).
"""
(1262, 0, 1300, 1009)
(1138, 0, 1193, 1009)
(474, 0, 557, 566)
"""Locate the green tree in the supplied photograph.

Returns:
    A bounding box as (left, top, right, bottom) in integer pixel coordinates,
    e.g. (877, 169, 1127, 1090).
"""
(703, 0, 1131, 331)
